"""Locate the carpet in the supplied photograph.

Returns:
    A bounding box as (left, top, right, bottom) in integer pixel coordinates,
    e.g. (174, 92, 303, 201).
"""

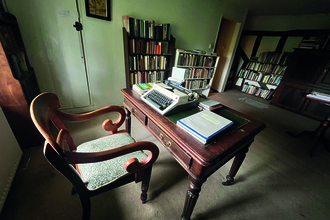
(239, 97, 269, 109)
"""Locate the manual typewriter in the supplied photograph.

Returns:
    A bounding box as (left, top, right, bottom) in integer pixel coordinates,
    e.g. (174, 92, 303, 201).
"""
(140, 82, 199, 116)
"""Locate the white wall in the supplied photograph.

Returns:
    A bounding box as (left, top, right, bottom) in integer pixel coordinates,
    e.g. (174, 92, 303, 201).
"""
(0, 108, 22, 212)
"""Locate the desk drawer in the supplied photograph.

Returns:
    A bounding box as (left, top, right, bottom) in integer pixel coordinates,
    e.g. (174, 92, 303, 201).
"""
(125, 100, 147, 125)
(148, 119, 192, 168)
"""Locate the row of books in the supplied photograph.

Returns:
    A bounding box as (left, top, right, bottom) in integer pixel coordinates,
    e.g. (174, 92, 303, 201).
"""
(183, 49, 218, 56)
(297, 35, 330, 50)
(129, 39, 168, 54)
(242, 62, 287, 75)
(177, 53, 217, 67)
(122, 16, 171, 40)
(130, 71, 165, 86)
(184, 79, 208, 90)
(0, 25, 20, 51)
(129, 55, 168, 71)
(261, 75, 282, 85)
(238, 69, 263, 80)
(239, 70, 282, 85)
(8, 52, 29, 78)
(241, 83, 275, 100)
(172, 67, 214, 81)
(256, 51, 292, 65)
(184, 68, 214, 79)
(177, 110, 233, 144)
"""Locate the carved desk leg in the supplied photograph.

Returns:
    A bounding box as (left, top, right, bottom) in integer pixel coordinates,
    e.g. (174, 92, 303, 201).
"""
(306, 116, 330, 157)
(286, 115, 330, 157)
(222, 145, 250, 186)
(125, 107, 131, 135)
(181, 175, 206, 220)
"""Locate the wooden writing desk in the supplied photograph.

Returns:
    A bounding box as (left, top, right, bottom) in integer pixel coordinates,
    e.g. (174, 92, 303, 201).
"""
(121, 89, 266, 220)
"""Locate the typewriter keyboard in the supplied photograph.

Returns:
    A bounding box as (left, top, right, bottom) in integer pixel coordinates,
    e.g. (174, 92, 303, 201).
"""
(144, 89, 174, 110)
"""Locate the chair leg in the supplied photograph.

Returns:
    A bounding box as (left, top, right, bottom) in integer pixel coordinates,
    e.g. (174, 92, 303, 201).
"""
(78, 194, 91, 220)
(140, 166, 152, 204)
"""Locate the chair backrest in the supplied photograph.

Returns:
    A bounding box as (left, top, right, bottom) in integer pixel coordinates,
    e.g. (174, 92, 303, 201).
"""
(30, 93, 89, 193)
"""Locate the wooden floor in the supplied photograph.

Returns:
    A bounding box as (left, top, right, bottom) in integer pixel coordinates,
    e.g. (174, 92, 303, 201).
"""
(1, 89, 330, 220)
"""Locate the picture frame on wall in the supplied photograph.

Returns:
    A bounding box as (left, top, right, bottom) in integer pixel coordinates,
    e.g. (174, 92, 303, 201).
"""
(85, 0, 111, 21)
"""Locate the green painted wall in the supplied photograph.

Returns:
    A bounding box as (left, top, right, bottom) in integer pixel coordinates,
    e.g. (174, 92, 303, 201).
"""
(86, 0, 225, 108)
(6, 0, 247, 109)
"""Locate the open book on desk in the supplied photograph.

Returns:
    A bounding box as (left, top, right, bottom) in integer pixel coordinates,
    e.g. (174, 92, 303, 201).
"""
(307, 92, 330, 102)
(177, 110, 233, 144)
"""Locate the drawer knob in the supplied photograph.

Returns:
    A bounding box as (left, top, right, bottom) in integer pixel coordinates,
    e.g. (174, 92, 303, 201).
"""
(133, 109, 137, 114)
(159, 133, 171, 147)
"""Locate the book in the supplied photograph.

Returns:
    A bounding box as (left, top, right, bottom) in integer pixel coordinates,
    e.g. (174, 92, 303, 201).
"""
(132, 83, 153, 95)
(198, 99, 222, 111)
(17, 51, 28, 71)
(129, 17, 135, 36)
(177, 110, 233, 144)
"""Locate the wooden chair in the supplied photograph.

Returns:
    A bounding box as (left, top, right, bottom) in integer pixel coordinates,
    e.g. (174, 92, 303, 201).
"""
(30, 93, 159, 220)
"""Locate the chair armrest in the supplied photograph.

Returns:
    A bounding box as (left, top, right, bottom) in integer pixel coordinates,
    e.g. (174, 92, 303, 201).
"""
(65, 141, 159, 172)
(57, 129, 77, 151)
(55, 105, 126, 133)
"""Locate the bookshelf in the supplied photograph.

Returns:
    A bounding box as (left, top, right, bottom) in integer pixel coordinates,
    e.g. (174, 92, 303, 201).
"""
(0, 12, 42, 149)
(235, 51, 292, 100)
(173, 49, 219, 97)
(122, 16, 176, 89)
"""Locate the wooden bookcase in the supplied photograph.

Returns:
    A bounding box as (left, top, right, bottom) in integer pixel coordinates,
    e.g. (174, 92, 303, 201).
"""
(122, 25, 176, 89)
(173, 49, 219, 97)
(235, 51, 292, 100)
(271, 48, 330, 121)
(0, 13, 42, 149)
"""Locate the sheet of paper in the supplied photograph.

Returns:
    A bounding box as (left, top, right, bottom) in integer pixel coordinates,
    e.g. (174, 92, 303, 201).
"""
(235, 78, 243, 86)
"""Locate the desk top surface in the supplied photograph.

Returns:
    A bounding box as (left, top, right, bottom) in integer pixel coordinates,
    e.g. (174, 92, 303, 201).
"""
(121, 89, 266, 166)
(306, 93, 330, 106)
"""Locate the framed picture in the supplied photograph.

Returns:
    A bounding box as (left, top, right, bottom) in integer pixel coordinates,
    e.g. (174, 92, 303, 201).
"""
(85, 0, 111, 21)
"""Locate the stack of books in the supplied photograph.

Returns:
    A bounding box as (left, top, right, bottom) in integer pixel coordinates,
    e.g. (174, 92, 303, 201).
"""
(132, 83, 153, 95)
(198, 99, 222, 111)
(122, 16, 171, 40)
(177, 110, 233, 144)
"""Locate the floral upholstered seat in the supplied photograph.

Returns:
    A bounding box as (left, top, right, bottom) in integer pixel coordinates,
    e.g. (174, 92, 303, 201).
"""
(77, 133, 147, 190)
